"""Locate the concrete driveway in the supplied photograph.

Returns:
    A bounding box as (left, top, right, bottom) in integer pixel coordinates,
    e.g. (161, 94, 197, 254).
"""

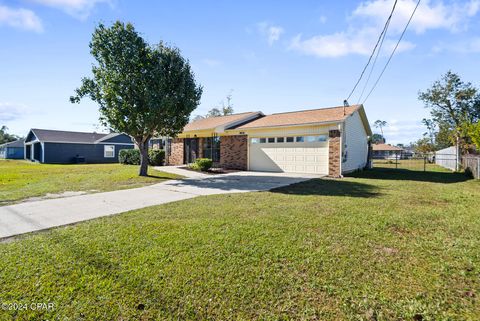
(0, 170, 320, 239)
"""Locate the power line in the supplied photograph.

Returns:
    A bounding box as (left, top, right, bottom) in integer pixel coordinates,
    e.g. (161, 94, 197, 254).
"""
(345, 0, 398, 103)
(357, 14, 392, 104)
(362, 0, 421, 104)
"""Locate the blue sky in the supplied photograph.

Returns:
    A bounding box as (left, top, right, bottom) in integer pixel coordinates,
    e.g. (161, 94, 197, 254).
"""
(1, 0, 479, 144)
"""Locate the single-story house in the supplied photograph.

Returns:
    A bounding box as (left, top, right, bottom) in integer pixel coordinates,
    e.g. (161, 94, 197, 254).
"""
(372, 143, 405, 159)
(24, 129, 134, 164)
(167, 104, 372, 176)
(0, 139, 25, 159)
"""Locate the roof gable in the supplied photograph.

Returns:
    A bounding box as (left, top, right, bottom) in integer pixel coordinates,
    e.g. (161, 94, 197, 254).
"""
(183, 112, 263, 132)
(25, 129, 133, 144)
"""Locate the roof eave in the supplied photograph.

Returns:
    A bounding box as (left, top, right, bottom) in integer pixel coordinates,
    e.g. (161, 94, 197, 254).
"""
(234, 119, 343, 131)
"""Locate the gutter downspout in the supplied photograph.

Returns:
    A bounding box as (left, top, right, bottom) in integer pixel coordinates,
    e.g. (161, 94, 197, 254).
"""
(339, 122, 343, 177)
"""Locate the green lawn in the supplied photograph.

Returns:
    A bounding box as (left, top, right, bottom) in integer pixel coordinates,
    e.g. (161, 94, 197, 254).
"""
(0, 160, 179, 205)
(0, 167, 479, 320)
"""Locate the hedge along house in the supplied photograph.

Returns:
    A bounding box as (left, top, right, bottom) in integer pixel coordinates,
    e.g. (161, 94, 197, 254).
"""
(167, 105, 372, 177)
(0, 139, 25, 159)
(24, 129, 134, 164)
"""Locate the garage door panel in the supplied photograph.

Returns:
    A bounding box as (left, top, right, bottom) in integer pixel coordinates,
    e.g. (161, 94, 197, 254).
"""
(249, 139, 328, 174)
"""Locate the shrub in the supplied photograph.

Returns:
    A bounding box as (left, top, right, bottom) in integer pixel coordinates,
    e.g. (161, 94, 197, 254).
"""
(148, 149, 165, 166)
(119, 149, 140, 165)
(190, 158, 213, 171)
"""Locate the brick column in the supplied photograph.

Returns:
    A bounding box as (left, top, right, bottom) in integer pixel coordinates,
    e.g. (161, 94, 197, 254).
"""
(168, 138, 184, 165)
(198, 137, 204, 158)
(328, 130, 342, 177)
(220, 135, 248, 170)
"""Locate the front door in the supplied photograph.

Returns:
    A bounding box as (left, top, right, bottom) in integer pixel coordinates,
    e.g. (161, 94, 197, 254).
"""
(184, 138, 199, 164)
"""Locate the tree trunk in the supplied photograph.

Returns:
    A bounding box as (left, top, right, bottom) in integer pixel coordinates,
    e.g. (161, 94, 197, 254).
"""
(137, 138, 149, 177)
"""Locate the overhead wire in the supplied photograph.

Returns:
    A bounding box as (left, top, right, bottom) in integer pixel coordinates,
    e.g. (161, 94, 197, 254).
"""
(362, 0, 421, 104)
(345, 0, 398, 103)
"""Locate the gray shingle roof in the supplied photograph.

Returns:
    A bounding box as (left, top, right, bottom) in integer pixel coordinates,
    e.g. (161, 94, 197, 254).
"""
(0, 138, 25, 148)
(30, 129, 112, 143)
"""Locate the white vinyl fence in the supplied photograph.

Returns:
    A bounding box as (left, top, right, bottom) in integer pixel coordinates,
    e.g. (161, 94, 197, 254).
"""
(435, 146, 459, 171)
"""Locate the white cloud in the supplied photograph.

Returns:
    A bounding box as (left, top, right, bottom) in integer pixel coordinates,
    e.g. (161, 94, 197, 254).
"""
(374, 119, 426, 144)
(0, 5, 43, 32)
(30, 0, 111, 19)
(0, 103, 29, 122)
(290, 0, 480, 58)
(290, 27, 415, 58)
(354, 0, 480, 34)
(257, 22, 284, 45)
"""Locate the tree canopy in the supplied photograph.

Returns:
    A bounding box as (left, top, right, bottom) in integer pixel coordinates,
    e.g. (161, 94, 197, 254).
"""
(419, 71, 480, 150)
(71, 21, 202, 176)
(371, 133, 385, 144)
(0, 126, 19, 144)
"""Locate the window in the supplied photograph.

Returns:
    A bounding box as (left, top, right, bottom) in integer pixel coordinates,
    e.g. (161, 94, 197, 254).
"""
(296, 136, 304, 143)
(317, 135, 328, 142)
(267, 137, 275, 143)
(259, 138, 267, 143)
(104, 145, 115, 158)
(251, 138, 260, 144)
(286, 137, 294, 143)
(203, 136, 220, 162)
(276, 137, 284, 143)
(305, 135, 327, 143)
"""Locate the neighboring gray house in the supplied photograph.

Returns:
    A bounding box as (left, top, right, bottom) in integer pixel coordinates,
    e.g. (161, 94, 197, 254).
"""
(0, 139, 25, 159)
(24, 129, 134, 164)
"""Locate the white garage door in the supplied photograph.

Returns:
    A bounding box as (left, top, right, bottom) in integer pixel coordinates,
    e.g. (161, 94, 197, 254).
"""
(249, 135, 329, 174)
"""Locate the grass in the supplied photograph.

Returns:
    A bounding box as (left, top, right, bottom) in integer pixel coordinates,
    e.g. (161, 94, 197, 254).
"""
(0, 160, 180, 205)
(0, 166, 479, 320)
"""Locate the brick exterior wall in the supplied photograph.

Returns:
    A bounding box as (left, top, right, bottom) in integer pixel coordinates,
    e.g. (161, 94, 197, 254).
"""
(168, 138, 184, 165)
(328, 130, 342, 177)
(198, 137, 204, 158)
(219, 135, 248, 170)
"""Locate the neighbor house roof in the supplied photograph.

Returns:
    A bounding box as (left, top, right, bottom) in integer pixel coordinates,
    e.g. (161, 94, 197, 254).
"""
(372, 143, 404, 151)
(183, 112, 263, 132)
(28, 129, 127, 144)
(236, 105, 362, 129)
(0, 138, 25, 148)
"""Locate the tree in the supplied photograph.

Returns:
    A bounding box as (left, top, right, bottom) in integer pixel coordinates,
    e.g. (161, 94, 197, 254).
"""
(462, 121, 480, 151)
(71, 21, 202, 176)
(371, 133, 385, 144)
(0, 126, 19, 144)
(206, 92, 234, 118)
(374, 120, 387, 138)
(191, 92, 235, 121)
(419, 71, 480, 150)
(413, 137, 435, 154)
(422, 118, 436, 145)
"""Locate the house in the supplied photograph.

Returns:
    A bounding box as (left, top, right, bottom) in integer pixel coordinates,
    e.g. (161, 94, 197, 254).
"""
(372, 143, 405, 159)
(0, 139, 25, 159)
(24, 129, 134, 164)
(167, 104, 372, 176)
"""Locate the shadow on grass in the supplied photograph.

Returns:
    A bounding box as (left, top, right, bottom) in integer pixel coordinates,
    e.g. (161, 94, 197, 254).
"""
(271, 178, 381, 198)
(348, 168, 470, 184)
